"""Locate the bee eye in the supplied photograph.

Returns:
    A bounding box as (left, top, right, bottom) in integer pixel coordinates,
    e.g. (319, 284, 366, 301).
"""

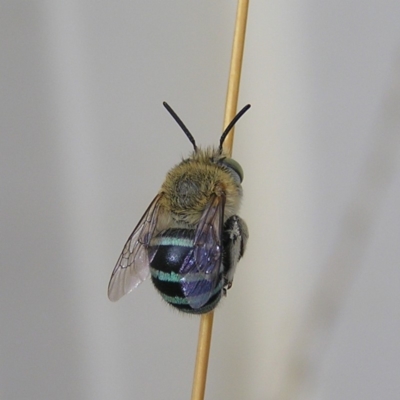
(220, 158, 244, 183)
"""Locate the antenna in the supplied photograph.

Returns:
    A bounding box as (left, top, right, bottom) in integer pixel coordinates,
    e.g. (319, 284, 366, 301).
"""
(163, 102, 198, 151)
(219, 104, 251, 152)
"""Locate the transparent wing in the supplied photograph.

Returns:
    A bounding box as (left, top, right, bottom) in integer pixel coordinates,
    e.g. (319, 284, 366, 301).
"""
(108, 194, 163, 302)
(180, 194, 225, 309)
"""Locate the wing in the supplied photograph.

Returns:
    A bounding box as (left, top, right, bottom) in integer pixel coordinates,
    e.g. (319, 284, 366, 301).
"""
(179, 194, 225, 310)
(108, 194, 163, 302)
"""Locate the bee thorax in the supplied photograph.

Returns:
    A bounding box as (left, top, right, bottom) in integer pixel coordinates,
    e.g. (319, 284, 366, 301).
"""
(176, 179, 200, 204)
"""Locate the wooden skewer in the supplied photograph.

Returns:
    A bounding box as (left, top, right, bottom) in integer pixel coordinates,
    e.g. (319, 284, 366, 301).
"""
(222, 0, 250, 157)
(190, 1, 250, 399)
(190, 311, 214, 400)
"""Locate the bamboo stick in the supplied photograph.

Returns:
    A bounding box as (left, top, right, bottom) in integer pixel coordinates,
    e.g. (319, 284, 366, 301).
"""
(190, 1, 250, 399)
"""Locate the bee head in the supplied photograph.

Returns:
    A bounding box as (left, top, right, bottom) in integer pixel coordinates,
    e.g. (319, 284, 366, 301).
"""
(163, 102, 250, 184)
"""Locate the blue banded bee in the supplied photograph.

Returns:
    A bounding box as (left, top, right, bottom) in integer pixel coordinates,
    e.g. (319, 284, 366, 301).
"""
(108, 103, 250, 314)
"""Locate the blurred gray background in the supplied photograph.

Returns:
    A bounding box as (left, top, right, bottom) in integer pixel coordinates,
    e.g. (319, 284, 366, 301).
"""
(1, 1, 400, 399)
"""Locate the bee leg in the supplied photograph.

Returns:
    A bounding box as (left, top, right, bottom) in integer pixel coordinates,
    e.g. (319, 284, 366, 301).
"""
(222, 215, 248, 291)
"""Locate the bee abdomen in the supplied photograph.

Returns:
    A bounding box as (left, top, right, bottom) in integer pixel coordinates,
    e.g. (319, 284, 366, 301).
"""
(149, 228, 222, 314)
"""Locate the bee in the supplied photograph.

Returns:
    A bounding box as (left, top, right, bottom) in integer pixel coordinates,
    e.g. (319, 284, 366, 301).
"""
(108, 102, 250, 314)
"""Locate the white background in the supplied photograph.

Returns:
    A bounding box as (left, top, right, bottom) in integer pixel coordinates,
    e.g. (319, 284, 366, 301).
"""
(1, 2, 400, 399)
